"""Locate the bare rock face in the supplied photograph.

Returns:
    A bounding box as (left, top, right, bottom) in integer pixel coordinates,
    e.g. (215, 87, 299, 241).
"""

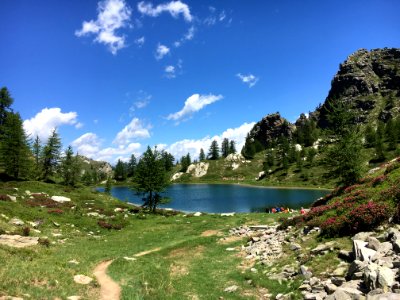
(186, 162, 209, 177)
(0, 234, 39, 248)
(171, 172, 184, 181)
(317, 48, 400, 128)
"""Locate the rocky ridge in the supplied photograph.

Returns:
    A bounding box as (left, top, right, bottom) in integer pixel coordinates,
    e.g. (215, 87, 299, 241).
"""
(228, 223, 400, 300)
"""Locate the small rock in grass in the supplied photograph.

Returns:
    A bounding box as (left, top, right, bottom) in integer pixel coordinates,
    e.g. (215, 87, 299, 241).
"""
(9, 218, 24, 226)
(73, 275, 93, 285)
(224, 285, 238, 293)
(51, 196, 71, 203)
(67, 296, 82, 300)
(226, 247, 235, 251)
(68, 259, 80, 265)
(193, 212, 202, 217)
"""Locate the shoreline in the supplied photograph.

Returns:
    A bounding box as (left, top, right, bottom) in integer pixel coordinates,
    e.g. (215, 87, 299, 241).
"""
(172, 181, 333, 191)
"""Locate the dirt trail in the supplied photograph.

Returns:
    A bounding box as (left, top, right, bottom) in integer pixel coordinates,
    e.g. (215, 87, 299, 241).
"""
(93, 260, 121, 300)
(134, 247, 161, 257)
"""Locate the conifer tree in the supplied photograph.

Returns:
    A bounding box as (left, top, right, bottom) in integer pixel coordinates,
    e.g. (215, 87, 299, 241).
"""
(208, 140, 220, 160)
(0, 87, 14, 134)
(32, 135, 42, 179)
(133, 146, 170, 212)
(0, 112, 32, 179)
(105, 176, 112, 194)
(41, 129, 62, 181)
(385, 118, 397, 151)
(229, 140, 236, 154)
(127, 154, 137, 177)
(374, 122, 385, 161)
(364, 124, 376, 148)
(199, 148, 206, 161)
(114, 159, 127, 181)
(180, 153, 191, 172)
(60, 146, 80, 186)
(221, 138, 230, 158)
(161, 151, 174, 171)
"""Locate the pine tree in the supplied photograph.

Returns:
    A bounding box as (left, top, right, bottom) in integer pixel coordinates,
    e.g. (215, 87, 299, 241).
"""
(229, 140, 236, 154)
(60, 146, 80, 186)
(364, 124, 376, 148)
(324, 100, 365, 186)
(161, 151, 175, 172)
(127, 154, 137, 177)
(385, 119, 397, 151)
(133, 146, 170, 212)
(306, 148, 317, 166)
(114, 159, 127, 181)
(208, 140, 220, 160)
(41, 129, 62, 181)
(105, 176, 112, 194)
(221, 138, 230, 158)
(180, 153, 191, 172)
(0, 87, 14, 134)
(199, 148, 206, 161)
(0, 112, 32, 179)
(32, 135, 42, 179)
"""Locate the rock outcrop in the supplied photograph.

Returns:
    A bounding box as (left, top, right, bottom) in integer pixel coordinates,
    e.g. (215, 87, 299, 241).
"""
(316, 48, 400, 128)
(186, 162, 209, 177)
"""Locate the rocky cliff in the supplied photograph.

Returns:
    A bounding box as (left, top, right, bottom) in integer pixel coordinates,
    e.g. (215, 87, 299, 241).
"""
(316, 48, 400, 127)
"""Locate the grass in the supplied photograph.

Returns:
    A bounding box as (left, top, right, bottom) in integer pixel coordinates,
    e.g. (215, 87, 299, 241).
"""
(0, 181, 299, 299)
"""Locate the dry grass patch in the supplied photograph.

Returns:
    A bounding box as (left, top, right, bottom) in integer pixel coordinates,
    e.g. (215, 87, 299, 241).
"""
(218, 235, 243, 244)
(168, 245, 205, 279)
(200, 229, 221, 237)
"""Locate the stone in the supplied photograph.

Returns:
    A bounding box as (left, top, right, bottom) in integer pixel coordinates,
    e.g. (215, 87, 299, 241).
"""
(353, 232, 374, 242)
(324, 282, 337, 294)
(51, 196, 71, 203)
(171, 172, 184, 181)
(67, 297, 82, 300)
(73, 274, 93, 285)
(354, 239, 377, 262)
(193, 212, 202, 217)
(7, 195, 17, 202)
(220, 213, 235, 217)
(224, 285, 238, 293)
(301, 265, 313, 279)
(299, 284, 312, 291)
(186, 162, 209, 177)
(347, 260, 367, 279)
(290, 243, 302, 251)
(364, 262, 379, 290)
(9, 218, 24, 226)
(68, 259, 80, 265)
(367, 236, 382, 251)
(367, 293, 400, 300)
(331, 277, 345, 286)
(339, 250, 353, 262)
(327, 289, 352, 300)
(0, 235, 39, 248)
(226, 248, 235, 251)
(374, 242, 393, 258)
(311, 241, 336, 255)
(393, 240, 400, 254)
(377, 266, 395, 292)
(0, 297, 24, 300)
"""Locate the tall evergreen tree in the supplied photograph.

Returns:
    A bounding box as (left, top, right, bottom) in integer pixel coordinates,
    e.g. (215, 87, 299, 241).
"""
(60, 146, 80, 186)
(114, 159, 127, 181)
(199, 148, 206, 161)
(221, 138, 230, 158)
(229, 140, 236, 154)
(364, 124, 376, 148)
(32, 135, 42, 179)
(133, 146, 170, 212)
(41, 129, 62, 180)
(180, 153, 191, 172)
(0, 87, 14, 134)
(161, 151, 175, 172)
(127, 154, 137, 177)
(208, 140, 220, 160)
(324, 100, 364, 186)
(385, 118, 398, 151)
(0, 112, 32, 179)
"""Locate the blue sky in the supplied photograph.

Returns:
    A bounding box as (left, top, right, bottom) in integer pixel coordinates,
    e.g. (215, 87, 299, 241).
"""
(1, 0, 399, 163)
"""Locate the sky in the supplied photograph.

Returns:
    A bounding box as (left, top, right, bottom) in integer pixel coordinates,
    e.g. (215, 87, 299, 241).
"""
(1, 0, 399, 164)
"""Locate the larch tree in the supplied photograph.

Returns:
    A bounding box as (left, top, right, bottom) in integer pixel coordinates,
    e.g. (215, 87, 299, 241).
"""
(133, 146, 170, 212)
(60, 146, 80, 186)
(41, 129, 62, 181)
(0, 112, 32, 179)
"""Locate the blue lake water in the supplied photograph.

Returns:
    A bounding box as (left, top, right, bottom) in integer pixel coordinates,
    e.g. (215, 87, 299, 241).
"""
(100, 184, 329, 213)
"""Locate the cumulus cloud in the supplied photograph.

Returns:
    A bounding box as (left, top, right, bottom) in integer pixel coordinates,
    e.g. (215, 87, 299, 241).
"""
(164, 122, 255, 160)
(72, 132, 141, 163)
(155, 44, 170, 60)
(75, 0, 132, 55)
(113, 118, 151, 145)
(23, 108, 80, 141)
(167, 94, 223, 123)
(164, 60, 182, 78)
(236, 73, 259, 88)
(137, 0, 193, 22)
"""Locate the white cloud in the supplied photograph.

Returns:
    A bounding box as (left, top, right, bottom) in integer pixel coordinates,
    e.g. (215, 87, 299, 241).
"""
(129, 91, 151, 114)
(135, 36, 145, 47)
(23, 108, 79, 141)
(174, 26, 195, 47)
(167, 94, 223, 123)
(164, 122, 255, 160)
(75, 0, 132, 55)
(75, 122, 84, 129)
(155, 44, 170, 60)
(165, 65, 176, 78)
(113, 118, 151, 145)
(72, 132, 141, 163)
(137, 0, 193, 22)
(204, 7, 231, 26)
(236, 73, 259, 88)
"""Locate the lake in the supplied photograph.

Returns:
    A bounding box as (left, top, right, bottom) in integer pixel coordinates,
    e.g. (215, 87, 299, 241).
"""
(100, 184, 329, 213)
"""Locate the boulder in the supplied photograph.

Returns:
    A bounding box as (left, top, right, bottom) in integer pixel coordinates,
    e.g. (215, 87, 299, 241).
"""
(0, 235, 39, 248)
(171, 172, 184, 181)
(51, 196, 71, 203)
(73, 274, 93, 285)
(367, 293, 400, 300)
(9, 218, 24, 226)
(353, 232, 374, 242)
(364, 262, 379, 290)
(353, 239, 377, 262)
(6, 195, 16, 202)
(224, 285, 238, 293)
(311, 241, 336, 255)
(186, 162, 209, 177)
(325, 289, 352, 300)
(377, 266, 395, 292)
(367, 236, 381, 251)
